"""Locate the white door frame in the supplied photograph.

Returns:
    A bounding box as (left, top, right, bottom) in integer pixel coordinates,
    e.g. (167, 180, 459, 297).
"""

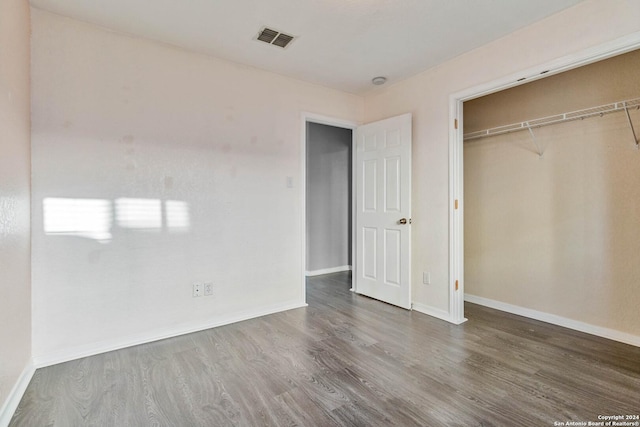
(301, 112, 358, 299)
(448, 32, 640, 324)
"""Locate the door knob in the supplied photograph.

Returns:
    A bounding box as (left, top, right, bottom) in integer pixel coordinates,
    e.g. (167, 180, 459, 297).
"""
(398, 218, 411, 225)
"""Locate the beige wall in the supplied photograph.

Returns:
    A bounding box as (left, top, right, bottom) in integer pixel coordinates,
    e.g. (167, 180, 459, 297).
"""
(30, 9, 363, 362)
(465, 112, 640, 336)
(464, 49, 640, 336)
(0, 0, 32, 416)
(364, 0, 640, 320)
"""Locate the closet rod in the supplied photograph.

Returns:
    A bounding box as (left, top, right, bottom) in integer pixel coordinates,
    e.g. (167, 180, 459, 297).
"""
(464, 97, 640, 141)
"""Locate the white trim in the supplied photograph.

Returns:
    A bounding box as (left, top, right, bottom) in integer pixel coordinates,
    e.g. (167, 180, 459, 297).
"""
(465, 294, 640, 348)
(350, 123, 357, 294)
(303, 112, 360, 129)
(448, 97, 465, 324)
(0, 361, 36, 427)
(305, 265, 352, 276)
(449, 31, 640, 327)
(412, 302, 467, 325)
(301, 112, 359, 295)
(33, 301, 306, 368)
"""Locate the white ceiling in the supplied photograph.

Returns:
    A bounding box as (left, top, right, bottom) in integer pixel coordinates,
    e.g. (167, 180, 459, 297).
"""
(30, 0, 584, 95)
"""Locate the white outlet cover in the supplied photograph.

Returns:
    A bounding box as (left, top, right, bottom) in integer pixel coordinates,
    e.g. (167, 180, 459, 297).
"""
(204, 282, 213, 296)
(193, 283, 202, 297)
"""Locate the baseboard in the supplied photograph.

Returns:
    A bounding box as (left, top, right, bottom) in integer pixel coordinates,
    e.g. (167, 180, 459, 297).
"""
(465, 294, 640, 347)
(0, 361, 36, 427)
(412, 302, 456, 323)
(305, 265, 352, 277)
(33, 300, 307, 368)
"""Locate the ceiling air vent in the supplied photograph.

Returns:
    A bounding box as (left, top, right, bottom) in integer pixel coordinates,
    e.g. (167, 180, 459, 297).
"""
(256, 27, 295, 49)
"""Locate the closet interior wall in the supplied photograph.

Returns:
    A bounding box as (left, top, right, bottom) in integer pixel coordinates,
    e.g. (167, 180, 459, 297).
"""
(463, 49, 640, 339)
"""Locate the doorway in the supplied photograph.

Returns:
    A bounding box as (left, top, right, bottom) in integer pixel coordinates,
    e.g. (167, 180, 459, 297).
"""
(302, 113, 357, 297)
(305, 122, 353, 276)
(302, 113, 413, 308)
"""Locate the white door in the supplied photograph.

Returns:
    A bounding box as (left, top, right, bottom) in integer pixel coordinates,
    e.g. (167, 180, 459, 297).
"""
(355, 113, 411, 309)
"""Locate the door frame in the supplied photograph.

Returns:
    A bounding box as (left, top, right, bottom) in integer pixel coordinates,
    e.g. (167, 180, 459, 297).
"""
(448, 32, 640, 324)
(301, 112, 358, 299)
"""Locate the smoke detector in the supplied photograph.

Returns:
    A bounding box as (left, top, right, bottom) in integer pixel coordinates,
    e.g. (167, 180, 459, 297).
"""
(372, 76, 387, 85)
(256, 27, 295, 49)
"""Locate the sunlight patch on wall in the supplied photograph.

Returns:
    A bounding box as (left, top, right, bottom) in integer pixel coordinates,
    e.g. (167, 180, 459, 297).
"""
(165, 200, 190, 231)
(43, 197, 192, 242)
(43, 198, 113, 242)
(115, 198, 162, 229)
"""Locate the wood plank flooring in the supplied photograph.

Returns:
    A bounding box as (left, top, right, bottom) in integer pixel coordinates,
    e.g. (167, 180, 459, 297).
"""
(10, 272, 640, 426)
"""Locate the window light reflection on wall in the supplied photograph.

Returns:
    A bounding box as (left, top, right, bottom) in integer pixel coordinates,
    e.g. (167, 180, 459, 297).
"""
(165, 200, 190, 230)
(115, 198, 162, 229)
(43, 198, 113, 242)
(43, 198, 192, 242)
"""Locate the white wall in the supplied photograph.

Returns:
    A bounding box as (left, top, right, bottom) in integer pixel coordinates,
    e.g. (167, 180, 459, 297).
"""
(306, 122, 352, 273)
(0, 0, 32, 421)
(363, 0, 640, 320)
(30, 9, 363, 363)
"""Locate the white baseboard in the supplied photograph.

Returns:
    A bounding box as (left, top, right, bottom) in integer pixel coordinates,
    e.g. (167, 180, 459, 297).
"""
(33, 300, 307, 368)
(465, 294, 640, 347)
(412, 302, 461, 323)
(305, 265, 352, 277)
(0, 361, 35, 427)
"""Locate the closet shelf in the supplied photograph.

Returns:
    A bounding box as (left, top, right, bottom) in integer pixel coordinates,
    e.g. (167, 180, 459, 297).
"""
(464, 97, 640, 142)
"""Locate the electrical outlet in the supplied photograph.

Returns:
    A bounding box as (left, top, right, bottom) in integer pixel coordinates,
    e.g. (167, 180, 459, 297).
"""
(193, 283, 202, 297)
(423, 272, 430, 285)
(204, 282, 213, 296)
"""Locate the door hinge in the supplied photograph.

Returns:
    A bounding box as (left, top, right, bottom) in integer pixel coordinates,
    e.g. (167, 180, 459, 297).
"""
(455, 280, 459, 291)
(454, 119, 458, 129)
(454, 199, 459, 210)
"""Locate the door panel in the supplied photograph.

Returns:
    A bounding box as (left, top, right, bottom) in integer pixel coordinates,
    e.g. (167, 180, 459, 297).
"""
(355, 113, 411, 309)
(384, 156, 401, 212)
(384, 229, 401, 286)
(363, 160, 377, 212)
(363, 227, 377, 279)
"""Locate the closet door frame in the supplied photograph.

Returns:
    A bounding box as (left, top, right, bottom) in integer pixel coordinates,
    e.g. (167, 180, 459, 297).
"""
(447, 32, 640, 325)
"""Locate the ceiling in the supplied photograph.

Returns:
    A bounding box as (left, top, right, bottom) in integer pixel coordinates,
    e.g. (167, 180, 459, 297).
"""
(30, 0, 584, 95)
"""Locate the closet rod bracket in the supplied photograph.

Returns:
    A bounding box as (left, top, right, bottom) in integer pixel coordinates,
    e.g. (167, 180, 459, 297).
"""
(623, 103, 639, 149)
(525, 122, 544, 157)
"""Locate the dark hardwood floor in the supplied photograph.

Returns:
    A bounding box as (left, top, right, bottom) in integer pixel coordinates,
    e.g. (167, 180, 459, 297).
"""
(10, 272, 640, 426)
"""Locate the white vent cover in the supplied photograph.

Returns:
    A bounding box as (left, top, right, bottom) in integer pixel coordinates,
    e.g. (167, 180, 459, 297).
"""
(256, 27, 295, 49)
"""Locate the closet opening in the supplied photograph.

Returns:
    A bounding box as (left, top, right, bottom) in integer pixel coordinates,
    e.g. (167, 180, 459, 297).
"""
(460, 48, 640, 345)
